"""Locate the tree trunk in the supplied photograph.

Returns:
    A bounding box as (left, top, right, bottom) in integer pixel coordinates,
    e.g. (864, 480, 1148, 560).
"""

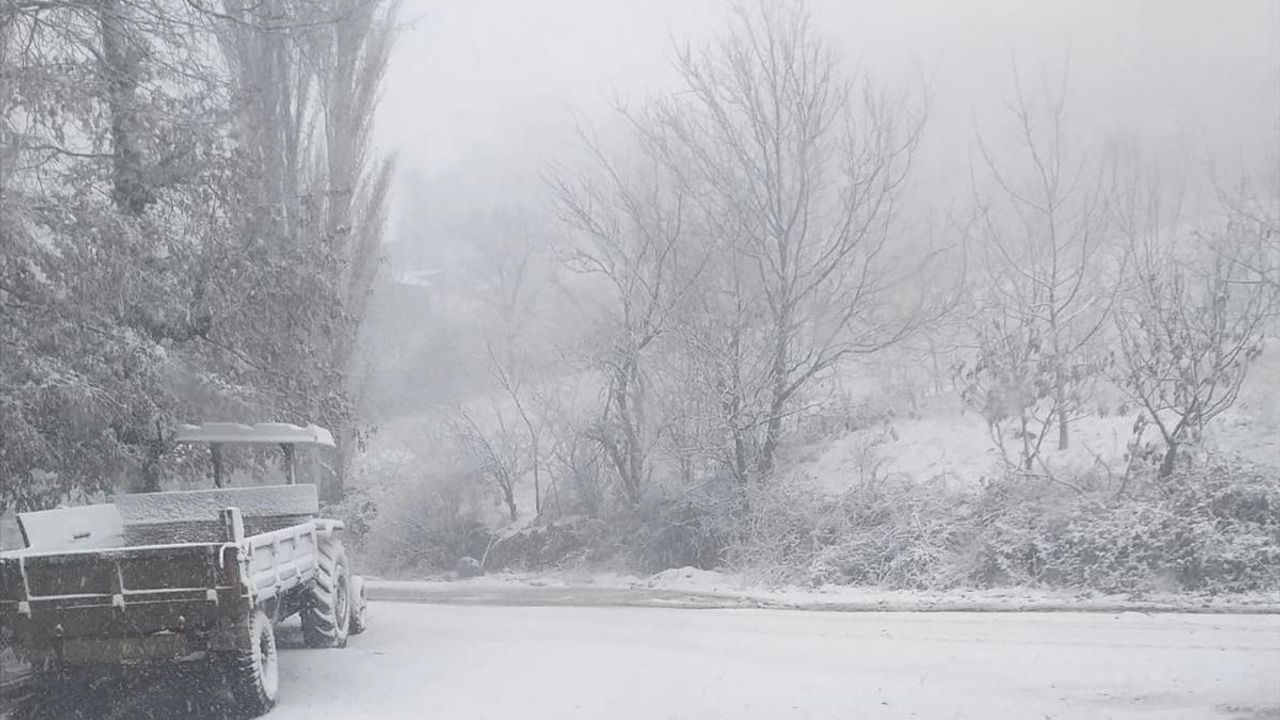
(532, 460, 542, 517)
(502, 482, 517, 521)
(102, 0, 166, 492)
(759, 316, 791, 480)
(610, 356, 645, 504)
(140, 449, 162, 493)
(1158, 442, 1179, 479)
(138, 421, 164, 492)
(1021, 416, 1032, 470)
(1056, 379, 1070, 451)
(99, 0, 150, 215)
(723, 322, 750, 487)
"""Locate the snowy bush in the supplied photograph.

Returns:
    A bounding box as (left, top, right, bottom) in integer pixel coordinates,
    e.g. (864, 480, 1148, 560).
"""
(320, 483, 380, 556)
(621, 482, 735, 574)
(484, 517, 613, 570)
(718, 457, 1279, 594)
(724, 474, 972, 590)
(971, 460, 1280, 593)
(364, 461, 493, 575)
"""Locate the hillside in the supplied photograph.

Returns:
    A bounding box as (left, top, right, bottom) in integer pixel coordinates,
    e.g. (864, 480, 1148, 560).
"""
(794, 344, 1279, 492)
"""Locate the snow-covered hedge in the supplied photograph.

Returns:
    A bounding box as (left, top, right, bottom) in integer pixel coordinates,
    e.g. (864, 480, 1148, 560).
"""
(361, 449, 1278, 596)
(726, 458, 1280, 594)
(976, 461, 1280, 593)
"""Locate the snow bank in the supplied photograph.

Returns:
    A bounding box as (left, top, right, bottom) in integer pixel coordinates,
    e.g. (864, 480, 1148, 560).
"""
(638, 566, 740, 593)
(366, 570, 1280, 614)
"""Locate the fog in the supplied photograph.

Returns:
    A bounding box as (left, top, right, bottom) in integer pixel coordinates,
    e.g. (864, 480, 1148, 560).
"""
(329, 0, 1280, 589)
(359, 0, 1280, 427)
(378, 0, 1280, 253)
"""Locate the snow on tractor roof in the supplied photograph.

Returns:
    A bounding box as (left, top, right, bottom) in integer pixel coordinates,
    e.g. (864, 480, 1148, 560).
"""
(174, 422, 336, 447)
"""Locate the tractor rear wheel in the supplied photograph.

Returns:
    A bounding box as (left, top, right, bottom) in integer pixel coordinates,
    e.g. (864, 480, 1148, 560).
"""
(302, 538, 351, 648)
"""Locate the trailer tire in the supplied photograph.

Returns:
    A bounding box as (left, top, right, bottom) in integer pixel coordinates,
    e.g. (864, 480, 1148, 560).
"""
(302, 538, 351, 648)
(349, 575, 369, 635)
(223, 608, 279, 717)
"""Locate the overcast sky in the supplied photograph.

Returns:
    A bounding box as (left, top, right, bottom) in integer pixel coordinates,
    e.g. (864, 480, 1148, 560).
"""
(376, 0, 1280, 250)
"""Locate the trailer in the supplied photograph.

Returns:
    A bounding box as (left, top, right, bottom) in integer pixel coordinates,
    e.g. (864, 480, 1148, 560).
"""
(0, 423, 368, 717)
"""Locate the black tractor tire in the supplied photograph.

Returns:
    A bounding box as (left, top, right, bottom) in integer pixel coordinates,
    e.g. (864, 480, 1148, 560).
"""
(349, 575, 369, 635)
(302, 538, 351, 648)
(222, 608, 279, 718)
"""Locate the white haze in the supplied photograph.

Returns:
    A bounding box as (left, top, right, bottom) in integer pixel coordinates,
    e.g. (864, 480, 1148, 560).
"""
(376, 0, 1280, 252)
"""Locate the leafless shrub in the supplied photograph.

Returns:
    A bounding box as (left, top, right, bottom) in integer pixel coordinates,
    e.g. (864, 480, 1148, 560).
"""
(1113, 182, 1278, 478)
(450, 407, 526, 521)
(364, 451, 491, 574)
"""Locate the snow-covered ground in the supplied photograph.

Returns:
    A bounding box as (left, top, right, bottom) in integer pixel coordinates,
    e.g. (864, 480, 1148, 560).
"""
(268, 602, 1278, 720)
(794, 344, 1280, 491)
(5, 596, 1276, 719)
(796, 393, 1280, 493)
(368, 570, 1280, 614)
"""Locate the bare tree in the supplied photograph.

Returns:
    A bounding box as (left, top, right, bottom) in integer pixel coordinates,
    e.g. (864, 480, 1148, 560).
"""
(962, 61, 1115, 468)
(486, 340, 550, 516)
(547, 428, 606, 517)
(447, 210, 556, 522)
(550, 126, 707, 505)
(646, 0, 928, 484)
(1114, 182, 1277, 478)
(1212, 173, 1280, 308)
(450, 204, 559, 516)
(451, 407, 524, 522)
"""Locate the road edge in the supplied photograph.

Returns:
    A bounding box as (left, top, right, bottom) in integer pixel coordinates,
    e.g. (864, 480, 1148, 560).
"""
(364, 580, 1280, 614)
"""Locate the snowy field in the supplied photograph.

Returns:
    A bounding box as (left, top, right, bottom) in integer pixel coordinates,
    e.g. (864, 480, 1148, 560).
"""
(268, 602, 1279, 720)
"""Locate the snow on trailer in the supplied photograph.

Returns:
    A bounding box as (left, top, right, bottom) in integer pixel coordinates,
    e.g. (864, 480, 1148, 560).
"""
(0, 422, 368, 719)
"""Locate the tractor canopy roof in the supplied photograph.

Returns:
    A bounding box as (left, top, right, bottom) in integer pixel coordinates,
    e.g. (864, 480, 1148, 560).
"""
(174, 422, 336, 448)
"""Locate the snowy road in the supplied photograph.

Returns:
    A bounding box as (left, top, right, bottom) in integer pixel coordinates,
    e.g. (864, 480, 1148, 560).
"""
(4, 600, 1278, 720)
(261, 601, 1279, 720)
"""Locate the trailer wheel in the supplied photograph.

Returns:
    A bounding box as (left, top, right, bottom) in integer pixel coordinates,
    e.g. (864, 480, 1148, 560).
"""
(349, 575, 369, 635)
(223, 608, 279, 717)
(302, 538, 351, 648)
